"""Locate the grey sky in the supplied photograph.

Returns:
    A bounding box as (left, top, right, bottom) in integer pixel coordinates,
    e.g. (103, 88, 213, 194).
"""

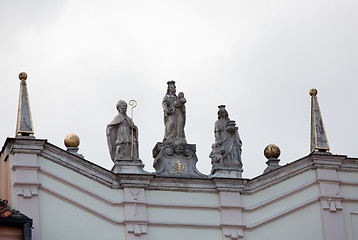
(1, 0, 357, 178)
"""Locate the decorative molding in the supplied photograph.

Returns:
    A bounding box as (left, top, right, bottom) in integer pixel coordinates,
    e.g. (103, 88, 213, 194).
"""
(12, 165, 40, 171)
(6, 139, 46, 155)
(342, 197, 358, 203)
(39, 183, 325, 232)
(148, 177, 217, 192)
(148, 221, 221, 229)
(126, 224, 147, 236)
(15, 183, 40, 198)
(40, 167, 324, 217)
(147, 202, 218, 210)
(119, 177, 152, 189)
(317, 179, 342, 184)
(223, 228, 243, 239)
(321, 198, 343, 212)
(39, 169, 221, 210)
(245, 197, 319, 231)
(124, 188, 148, 240)
(220, 206, 244, 211)
(243, 180, 317, 212)
(340, 180, 358, 186)
(41, 148, 117, 188)
(213, 178, 246, 192)
(39, 168, 123, 206)
(40, 185, 124, 225)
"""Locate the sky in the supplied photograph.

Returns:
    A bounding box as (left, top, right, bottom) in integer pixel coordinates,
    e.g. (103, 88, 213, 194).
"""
(1, 0, 357, 179)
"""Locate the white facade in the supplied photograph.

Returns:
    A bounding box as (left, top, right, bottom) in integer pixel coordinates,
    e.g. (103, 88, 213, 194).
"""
(1, 138, 358, 240)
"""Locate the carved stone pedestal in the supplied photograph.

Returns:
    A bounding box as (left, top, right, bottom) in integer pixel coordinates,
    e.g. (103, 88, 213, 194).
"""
(112, 160, 147, 174)
(264, 158, 280, 173)
(152, 142, 205, 177)
(211, 165, 243, 178)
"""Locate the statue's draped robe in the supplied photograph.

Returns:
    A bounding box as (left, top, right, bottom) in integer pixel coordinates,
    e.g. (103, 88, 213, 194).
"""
(175, 97, 186, 139)
(162, 93, 177, 141)
(214, 118, 242, 166)
(106, 113, 138, 161)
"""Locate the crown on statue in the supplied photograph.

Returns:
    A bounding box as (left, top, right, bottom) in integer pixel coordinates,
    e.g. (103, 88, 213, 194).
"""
(167, 80, 176, 85)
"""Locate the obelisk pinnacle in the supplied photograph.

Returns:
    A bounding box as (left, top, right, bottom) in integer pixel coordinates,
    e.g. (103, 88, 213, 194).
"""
(310, 88, 329, 153)
(16, 72, 34, 137)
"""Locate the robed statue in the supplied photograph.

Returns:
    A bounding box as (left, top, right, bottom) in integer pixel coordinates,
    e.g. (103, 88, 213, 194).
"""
(106, 100, 139, 161)
(162, 81, 186, 143)
(210, 105, 242, 168)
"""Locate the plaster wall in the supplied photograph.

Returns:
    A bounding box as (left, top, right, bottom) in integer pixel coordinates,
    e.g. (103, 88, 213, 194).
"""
(146, 190, 221, 226)
(342, 203, 358, 240)
(147, 207, 220, 225)
(242, 184, 319, 224)
(337, 171, 358, 182)
(9, 155, 17, 209)
(337, 171, 358, 240)
(244, 203, 323, 240)
(38, 156, 122, 201)
(39, 190, 125, 240)
(37, 172, 124, 221)
(350, 212, 358, 240)
(146, 190, 219, 205)
(148, 227, 221, 240)
(241, 170, 316, 206)
(340, 186, 358, 199)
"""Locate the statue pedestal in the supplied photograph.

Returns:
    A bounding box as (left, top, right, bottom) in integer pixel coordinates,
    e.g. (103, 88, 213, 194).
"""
(210, 165, 243, 178)
(264, 158, 281, 174)
(152, 142, 206, 178)
(111, 160, 147, 174)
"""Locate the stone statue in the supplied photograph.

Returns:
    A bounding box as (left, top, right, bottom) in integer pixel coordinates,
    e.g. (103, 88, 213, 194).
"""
(210, 105, 242, 175)
(162, 81, 186, 143)
(106, 100, 139, 161)
(153, 81, 203, 177)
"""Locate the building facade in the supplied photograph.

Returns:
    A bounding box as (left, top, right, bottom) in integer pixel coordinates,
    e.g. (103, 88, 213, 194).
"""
(0, 74, 357, 240)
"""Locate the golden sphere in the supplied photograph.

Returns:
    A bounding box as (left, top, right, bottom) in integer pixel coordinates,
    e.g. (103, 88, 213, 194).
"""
(19, 72, 27, 81)
(309, 88, 317, 96)
(64, 134, 80, 148)
(264, 144, 281, 159)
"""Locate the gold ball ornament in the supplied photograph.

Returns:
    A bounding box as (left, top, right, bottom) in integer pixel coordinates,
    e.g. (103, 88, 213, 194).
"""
(64, 134, 80, 148)
(264, 144, 281, 159)
(19, 72, 28, 81)
(309, 88, 317, 96)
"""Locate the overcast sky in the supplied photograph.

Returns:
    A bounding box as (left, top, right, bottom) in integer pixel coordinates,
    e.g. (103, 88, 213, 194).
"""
(1, 0, 357, 178)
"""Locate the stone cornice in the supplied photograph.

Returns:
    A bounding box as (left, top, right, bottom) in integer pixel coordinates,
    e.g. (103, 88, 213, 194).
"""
(339, 157, 358, 172)
(2, 137, 46, 155)
(2, 138, 358, 193)
(243, 153, 355, 194)
(311, 152, 345, 169)
(41, 142, 117, 188)
(148, 176, 217, 192)
(243, 155, 313, 194)
(212, 178, 247, 192)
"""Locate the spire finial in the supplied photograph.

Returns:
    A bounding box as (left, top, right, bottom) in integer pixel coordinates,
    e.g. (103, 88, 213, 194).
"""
(19, 72, 27, 81)
(310, 88, 329, 153)
(16, 72, 34, 137)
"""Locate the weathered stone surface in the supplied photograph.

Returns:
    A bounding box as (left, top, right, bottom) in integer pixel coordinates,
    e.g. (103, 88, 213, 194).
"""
(106, 100, 139, 162)
(210, 105, 243, 178)
(162, 81, 186, 143)
(106, 100, 146, 174)
(152, 142, 206, 178)
(310, 89, 330, 153)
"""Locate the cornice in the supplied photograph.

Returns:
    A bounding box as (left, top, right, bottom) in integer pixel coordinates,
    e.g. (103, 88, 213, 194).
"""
(2, 137, 357, 193)
(243, 155, 313, 194)
(41, 142, 117, 188)
(2, 137, 46, 155)
(148, 176, 217, 192)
